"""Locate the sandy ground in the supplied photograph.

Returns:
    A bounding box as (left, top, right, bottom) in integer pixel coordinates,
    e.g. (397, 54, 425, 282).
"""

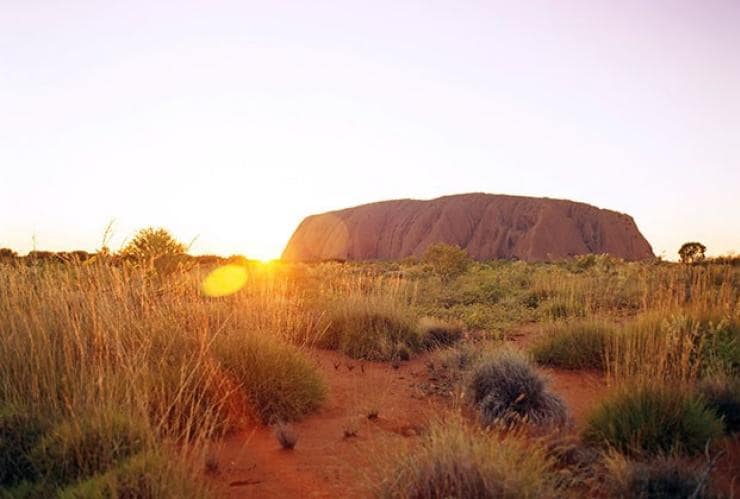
(209, 326, 738, 498)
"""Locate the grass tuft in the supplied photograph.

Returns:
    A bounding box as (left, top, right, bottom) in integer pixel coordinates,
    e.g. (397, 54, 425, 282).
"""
(531, 320, 613, 370)
(469, 349, 568, 426)
(583, 383, 724, 456)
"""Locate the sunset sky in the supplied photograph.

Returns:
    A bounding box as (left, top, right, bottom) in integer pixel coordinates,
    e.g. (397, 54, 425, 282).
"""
(2, 1, 738, 260)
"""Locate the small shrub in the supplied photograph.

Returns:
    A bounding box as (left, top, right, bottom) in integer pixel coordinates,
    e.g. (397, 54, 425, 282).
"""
(57, 450, 208, 498)
(214, 331, 326, 423)
(583, 383, 724, 456)
(375, 418, 558, 498)
(542, 298, 586, 320)
(0, 404, 48, 486)
(531, 320, 614, 370)
(274, 422, 298, 450)
(603, 454, 710, 499)
(418, 317, 463, 350)
(422, 243, 472, 283)
(31, 411, 148, 485)
(469, 349, 568, 426)
(698, 375, 740, 433)
(319, 297, 420, 360)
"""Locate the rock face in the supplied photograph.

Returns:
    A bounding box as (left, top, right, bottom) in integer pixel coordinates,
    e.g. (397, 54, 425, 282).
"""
(282, 193, 654, 262)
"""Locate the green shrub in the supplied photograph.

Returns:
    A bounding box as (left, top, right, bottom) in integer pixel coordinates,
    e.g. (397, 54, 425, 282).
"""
(319, 297, 420, 360)
(31, 411, 148, 485)
(531, 320, 614, 370)
(469, 349, 568, 426)
(603, 454, 710, 499)
(583, 384, 724, 456)
(698, 375, 740, 433)
(375, 419, 558, 498)
(0, 405, 48, 486)
(418, 317, 463, 350)
(58, 450, 208, 498)
(542, 298, 586, 320)
(214, 331, 326, 423)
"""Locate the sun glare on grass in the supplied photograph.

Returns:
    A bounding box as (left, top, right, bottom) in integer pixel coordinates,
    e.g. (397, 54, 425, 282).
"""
(201, 264, 249, 297)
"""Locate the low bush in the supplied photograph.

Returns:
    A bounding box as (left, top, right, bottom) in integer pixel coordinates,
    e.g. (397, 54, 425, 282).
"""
(583, 383, 724, 456)
(318, 297, 420, 360)
(418, 317, 463, 350)
(0, 404, 48, 486)
(531, 320, 614, 370)
(58, 450, 208, 498)
(602, 454, 710, 499)
(214, 331, 326, 423)
(375, 418, 558, 498)
(469, 349, 568, 426)
(31, 410, 149, 485)
(698, 375, 740, 433)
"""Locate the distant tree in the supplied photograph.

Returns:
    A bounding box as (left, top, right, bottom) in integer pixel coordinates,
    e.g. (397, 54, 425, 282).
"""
(0, 248, 17, 259)
(678, 242, 706, 264)
(422, 243, 472, 283)
(120, 227, 186, 261)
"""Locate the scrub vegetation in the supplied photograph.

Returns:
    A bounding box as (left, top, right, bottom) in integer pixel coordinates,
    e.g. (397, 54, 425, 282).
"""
(0, 241, 737, 496)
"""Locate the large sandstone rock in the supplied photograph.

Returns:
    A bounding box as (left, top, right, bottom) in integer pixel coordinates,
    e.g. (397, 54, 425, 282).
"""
(282, 193, 654, 262)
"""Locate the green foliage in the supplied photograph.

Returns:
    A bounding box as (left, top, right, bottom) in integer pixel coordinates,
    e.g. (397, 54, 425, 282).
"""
(531, 320, 614, 370)
(698, 375, 740, 433)
(0, 405, 48, 486)
(120, 227, 186, 261)
(583, 383, 724, 456)
(31, 411, 148, 485)
(603, 455, 710, 499)
(318, 296, 421, 360)
(679, 242, 707, 264)
(57, 450, 209, 498)
(376, 418, 558, 499)
(422, 243, 472, 283)
(214, 331, 326, 423)
(469, 349, 568, 426)
(418, 317, 463, 349)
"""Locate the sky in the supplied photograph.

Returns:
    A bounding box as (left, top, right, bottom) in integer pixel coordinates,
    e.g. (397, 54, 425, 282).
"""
(1, 1, 738, 260)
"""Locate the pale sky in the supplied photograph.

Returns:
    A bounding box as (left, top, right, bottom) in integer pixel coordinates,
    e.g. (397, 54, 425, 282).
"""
(1, 1, 738, 260)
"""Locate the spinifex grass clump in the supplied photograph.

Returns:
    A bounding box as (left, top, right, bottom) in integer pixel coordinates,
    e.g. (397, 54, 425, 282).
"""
(583, 383, 724, 456)
(697, 375, 740, 433)
(57, 450, 209, 498)
(375, 418, 558, 498)
(418, 317, 463, 350)
(602, 454, 712, 499)
(31, 410, 149, 486)
(318, 295, 421, 360)
(531, 320, 614, 370)
(469, 349, 568, 426)
(0, 404, 48, 486)
(214, 331, 326, 423)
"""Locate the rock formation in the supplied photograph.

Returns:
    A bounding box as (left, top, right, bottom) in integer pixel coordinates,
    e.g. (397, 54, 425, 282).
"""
(282, 193, 654, 262)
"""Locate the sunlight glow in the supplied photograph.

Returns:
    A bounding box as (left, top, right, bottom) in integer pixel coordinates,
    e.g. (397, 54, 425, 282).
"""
(201, 264, 248, 297)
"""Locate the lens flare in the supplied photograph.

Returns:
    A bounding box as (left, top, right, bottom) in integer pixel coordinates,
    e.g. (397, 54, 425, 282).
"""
(201, 264, 248, 297)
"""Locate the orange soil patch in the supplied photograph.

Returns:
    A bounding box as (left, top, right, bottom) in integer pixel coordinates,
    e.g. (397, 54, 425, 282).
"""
(209, 350, 440, 498)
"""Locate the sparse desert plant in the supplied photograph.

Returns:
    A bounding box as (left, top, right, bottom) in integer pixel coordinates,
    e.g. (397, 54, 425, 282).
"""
(274, 422, 298, 450)
(602, 453, 712, 499)
(418, 317, 463, 349)
(697, 375, 740, 433)
(531, 320, 614, 370)
(375, 418, 558, 498)
(469, 349, 568, 426)
(583, 383, 724, 457)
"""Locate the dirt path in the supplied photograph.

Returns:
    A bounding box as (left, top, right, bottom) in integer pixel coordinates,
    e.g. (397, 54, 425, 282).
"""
(210, 350, 440, 498)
